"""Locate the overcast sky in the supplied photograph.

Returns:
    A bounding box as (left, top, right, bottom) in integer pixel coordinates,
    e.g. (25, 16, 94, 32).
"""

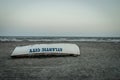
(0, 0, 120, 37)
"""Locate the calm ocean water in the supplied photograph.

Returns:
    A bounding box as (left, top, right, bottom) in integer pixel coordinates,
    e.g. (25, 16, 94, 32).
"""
(0, 36, 120, 42)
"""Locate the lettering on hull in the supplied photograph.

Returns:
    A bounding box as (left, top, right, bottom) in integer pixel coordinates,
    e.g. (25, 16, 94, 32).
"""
(29, 48, 63, 53)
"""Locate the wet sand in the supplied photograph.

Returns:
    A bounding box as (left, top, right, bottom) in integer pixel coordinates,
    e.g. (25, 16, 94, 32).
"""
(0, 41, 120, 80)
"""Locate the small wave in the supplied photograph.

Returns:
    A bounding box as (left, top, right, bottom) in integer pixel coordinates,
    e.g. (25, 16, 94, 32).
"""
(0, 38, 22, 41)
(0, 37, 120, 42)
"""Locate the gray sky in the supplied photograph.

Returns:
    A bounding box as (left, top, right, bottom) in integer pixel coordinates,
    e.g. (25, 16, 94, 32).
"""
(0, 0, 120, 37)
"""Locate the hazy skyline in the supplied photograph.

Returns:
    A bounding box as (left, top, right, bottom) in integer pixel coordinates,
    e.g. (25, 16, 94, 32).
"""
(0, 0, 120, 37)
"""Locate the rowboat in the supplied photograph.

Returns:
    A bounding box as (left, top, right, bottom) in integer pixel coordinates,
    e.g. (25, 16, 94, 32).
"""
(11, 43, 80, 57)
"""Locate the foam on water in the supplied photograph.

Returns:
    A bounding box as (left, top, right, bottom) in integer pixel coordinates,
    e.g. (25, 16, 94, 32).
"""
(0, 36, 120, 42)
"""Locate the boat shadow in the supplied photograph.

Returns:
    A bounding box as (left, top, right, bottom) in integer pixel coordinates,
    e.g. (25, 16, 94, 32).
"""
(11, 54, 77, 59)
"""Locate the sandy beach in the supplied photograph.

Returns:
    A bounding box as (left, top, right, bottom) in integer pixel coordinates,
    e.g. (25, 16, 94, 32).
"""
(0, 41, 120, 80)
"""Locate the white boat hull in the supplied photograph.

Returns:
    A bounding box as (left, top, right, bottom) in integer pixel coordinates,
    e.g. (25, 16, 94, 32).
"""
(11, 43, 80, 57)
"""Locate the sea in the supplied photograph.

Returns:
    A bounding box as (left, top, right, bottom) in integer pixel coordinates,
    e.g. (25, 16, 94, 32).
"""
(0, 36, 120, 42)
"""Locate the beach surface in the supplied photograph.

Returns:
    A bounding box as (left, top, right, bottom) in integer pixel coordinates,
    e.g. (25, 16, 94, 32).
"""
(0, 41, 120, 80)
